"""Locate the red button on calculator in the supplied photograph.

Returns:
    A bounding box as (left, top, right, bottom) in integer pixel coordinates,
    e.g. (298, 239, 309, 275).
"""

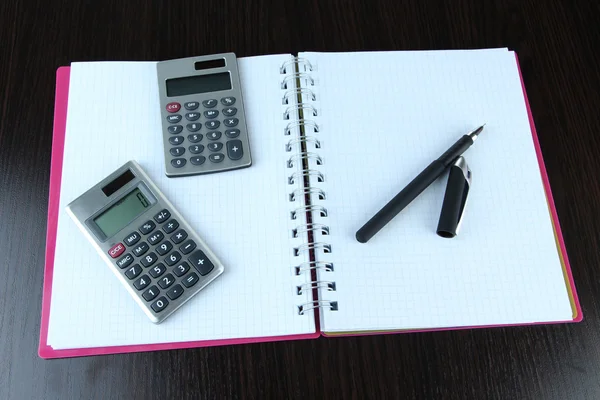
(166, 102, 181, 113)
(108, 243, 125, 258)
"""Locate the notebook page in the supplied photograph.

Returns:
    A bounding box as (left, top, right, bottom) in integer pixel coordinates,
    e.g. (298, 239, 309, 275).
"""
(300, 50, 573, 332)
(47, 55, 315, 349)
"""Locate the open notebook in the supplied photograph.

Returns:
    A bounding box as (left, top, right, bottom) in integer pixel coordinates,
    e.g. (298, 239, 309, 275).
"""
(40, 49, 581, 358)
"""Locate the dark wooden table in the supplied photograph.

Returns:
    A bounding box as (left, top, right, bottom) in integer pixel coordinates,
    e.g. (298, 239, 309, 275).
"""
(2, 0, 600, 398)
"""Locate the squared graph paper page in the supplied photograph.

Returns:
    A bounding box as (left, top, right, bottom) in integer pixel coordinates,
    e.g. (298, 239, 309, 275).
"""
(47, 55, 315, 349)
(300, 50, 573, 333)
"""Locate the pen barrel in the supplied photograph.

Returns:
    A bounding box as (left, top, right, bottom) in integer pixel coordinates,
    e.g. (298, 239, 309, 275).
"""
(356, 160, 447, 243)
(438, 136, 473, 166)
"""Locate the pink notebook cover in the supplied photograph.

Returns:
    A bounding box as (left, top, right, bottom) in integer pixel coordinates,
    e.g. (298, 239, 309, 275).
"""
(40, 53, 581, 358)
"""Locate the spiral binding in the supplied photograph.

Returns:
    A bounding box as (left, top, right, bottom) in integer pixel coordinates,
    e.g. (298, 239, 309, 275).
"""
(280, 56, 336, 315)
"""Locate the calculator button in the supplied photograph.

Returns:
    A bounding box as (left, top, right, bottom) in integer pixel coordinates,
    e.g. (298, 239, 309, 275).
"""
(116, 253, 134, 269)
(206, 131, 222, 140)
(140, 252, 158, 267)
(182, 272, 200, 288)
(158, 273, 175, 289)
(166, 114, 182, 123)
(171, 158, 186, 168)
(222, 107, 237, 117)
(170, 147, 185, 157)
(204, 110, 219, 119)
(173, 261, 190, 277)
(205, 120, 220, 130)
(207, 142, 223, 152)
(147, 231, 164, 245)
(224, 118, 239, 127)
(149, 263, 167, 278)
(165, 251, 182, 266)
(139, 221, 156, 235)
(189, 250, 215, 276)
(185, 112, 200, 121)
(209, 153, 225, 163)
(151, 297, 169, 312)
(156, 241, 173, 256)
(154, 209, 171, 223)
(171, 229, 188, 244)
(190, 156, 206, 166)
(188, 134, 203, 143)
(227, 140, 244, 160)
(132, 242, 150, 257)
(189, 144, 204, 154)
(225, 129, 240, 138)
(134, 275, 151, 290)
(163, 219, 179, 234)
(221, 96, 236, 105)
(142, 286, 160, 301)
(186, 123, 202, 132)
(167, 125, 183, 134)
(169, 136, 184, 145)
(179, 240, 196, 255)
(203, 99, 217, 108)
(125, 264, 142, 279)
(184, 101, 199, 110)
(123, 232, 141, 246)
(108, 243, 125, 258)
(166, 102, 181, 113)
(166, 284, 184, 300)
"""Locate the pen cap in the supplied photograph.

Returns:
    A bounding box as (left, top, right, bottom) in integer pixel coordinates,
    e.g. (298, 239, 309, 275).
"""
(436, 157, 471, 238)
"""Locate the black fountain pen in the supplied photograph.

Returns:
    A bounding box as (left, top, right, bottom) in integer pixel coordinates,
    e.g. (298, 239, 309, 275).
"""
(356, 124, 486, 243)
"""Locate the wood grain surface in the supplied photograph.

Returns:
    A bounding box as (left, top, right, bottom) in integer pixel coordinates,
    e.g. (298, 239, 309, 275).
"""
(1, 0, 599, 398)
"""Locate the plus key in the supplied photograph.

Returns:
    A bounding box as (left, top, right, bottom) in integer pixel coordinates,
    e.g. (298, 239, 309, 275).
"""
(226, 140, 243, 160)
(188, 250, 215, 276)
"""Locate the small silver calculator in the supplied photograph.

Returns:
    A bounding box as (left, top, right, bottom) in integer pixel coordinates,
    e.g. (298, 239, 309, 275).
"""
(66, 161, 224, 323)
(157, 53, 252, 177)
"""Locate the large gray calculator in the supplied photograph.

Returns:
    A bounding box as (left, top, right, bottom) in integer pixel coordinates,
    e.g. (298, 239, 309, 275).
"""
(157, 53, 252, 177)
(66, 161, 225, 323)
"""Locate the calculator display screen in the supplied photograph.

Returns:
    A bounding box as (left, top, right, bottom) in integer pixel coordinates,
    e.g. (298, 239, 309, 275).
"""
(166, 72, 232, 97)
(94, 188, 151, 238)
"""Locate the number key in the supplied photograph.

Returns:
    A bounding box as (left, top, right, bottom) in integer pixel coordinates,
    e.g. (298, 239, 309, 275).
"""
(165, 251, 182, 266)
(151, 297, 169, 312)
(133, 274, 151, 290)
(149, 263, 167, 278)
(148, 231, 164, 245)
(156, 240, 173, 256)
(158, 273, 175, 289)
(140, 252, 158, 267)
(142, 285, 160, 301)
(189, 144, 204, 154)
(173, 261, 190, 277)
(188, 133, 203, 143)
(125, 264, 142, 279)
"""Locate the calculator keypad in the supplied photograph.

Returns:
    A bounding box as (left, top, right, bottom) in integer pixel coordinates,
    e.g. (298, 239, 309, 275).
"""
(163, 97, 247, 173)
(109, 207, 219, 318)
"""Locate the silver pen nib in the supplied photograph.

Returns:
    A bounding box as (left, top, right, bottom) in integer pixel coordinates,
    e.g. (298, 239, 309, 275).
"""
(468, 124, 486, 141)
